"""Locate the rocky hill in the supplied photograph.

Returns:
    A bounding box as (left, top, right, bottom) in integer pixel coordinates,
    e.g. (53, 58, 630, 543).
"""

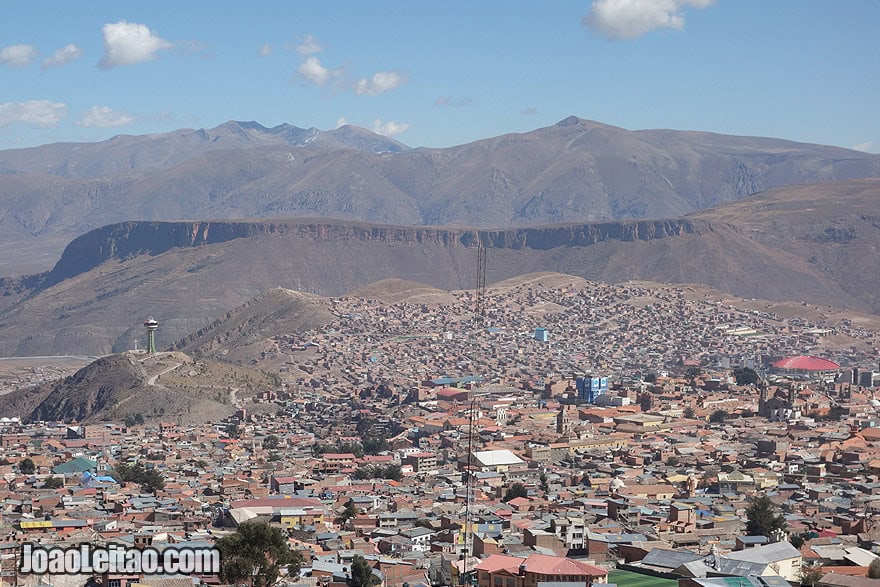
(2, 116, 879, 276)
(0, 351, 278, 424)
(0, 178, 878, 356)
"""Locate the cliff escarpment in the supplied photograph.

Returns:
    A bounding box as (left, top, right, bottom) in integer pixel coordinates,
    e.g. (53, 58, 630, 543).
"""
(39, 217, 705, 289)
(3, 179, 879, 356)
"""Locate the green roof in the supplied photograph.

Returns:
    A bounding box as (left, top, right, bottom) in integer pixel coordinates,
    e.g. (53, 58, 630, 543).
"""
(52, 457, 97, 475)
(608, 570, 677, 587)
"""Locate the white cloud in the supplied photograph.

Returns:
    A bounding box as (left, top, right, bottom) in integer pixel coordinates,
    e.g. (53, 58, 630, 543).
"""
(296, 34, 322, 55)
(852, 141, 873, 153)
(42, 44, 83, 69)
(0, 44, 38, 66)
(298, 56, 338, 86)
(371, 119, 411, 137)
(76, 106, 135, 128)
(0, 100, 67, 127)
(584, 0, 714, 40)
(336, 117, 348, 128)
(259, 43, 272, 56)
(99, 21, 172, 69)
(521, 107, 539, 116)
(356, 71, 406, 96)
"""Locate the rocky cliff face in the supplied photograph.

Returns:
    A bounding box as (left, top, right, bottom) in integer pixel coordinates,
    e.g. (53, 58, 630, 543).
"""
(4, 116, 880, 278)
(39, 217, 705, 288)
(3, 179, 878, 357)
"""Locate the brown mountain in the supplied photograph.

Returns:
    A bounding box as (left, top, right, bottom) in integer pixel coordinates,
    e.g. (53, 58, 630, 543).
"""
(0, 178, 877, 357)
(2, 117, 878, 276)
(0, 350, 280, 424)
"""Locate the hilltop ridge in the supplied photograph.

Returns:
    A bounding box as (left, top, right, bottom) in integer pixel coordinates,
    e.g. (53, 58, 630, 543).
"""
(1, 117, 879, 276)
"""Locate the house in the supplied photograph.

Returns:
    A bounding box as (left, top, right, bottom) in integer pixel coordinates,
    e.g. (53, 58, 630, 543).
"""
(716, 541, 802, 582)
(474, 553, 607, 587)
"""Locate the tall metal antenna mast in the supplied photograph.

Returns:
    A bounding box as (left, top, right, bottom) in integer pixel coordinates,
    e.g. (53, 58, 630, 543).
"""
(475, 238, 487, 323)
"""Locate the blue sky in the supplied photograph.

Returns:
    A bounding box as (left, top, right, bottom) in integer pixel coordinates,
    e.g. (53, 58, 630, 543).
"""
(1, 0, 878, 152)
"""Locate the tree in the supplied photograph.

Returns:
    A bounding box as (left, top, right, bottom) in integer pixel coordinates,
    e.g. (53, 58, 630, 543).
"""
(539, 472, 549, 493)
(503, 482, 528, 502)
(338, 499, 357, 526)
(801, 566, 824, 587)
(19, 458, 35, 475)
(733, 367, 760, 386)
(709, 409, 728, 424)
(869, 559, 880, 579)
(226, 423, 240, 439)
(683, 407, 696, 419)
(353, 464, 402, 481)
(113, 462, 165, 494)
(643, 373, 657, 384)
(217, 521, 303, 587)
(350, 554, 380, 587)
(124, 413, 144, 427)
(44, 476, 64, 489)
(262, 435, 280, 450)
(685, 366, 702, 380)
(745, 495, 787, 537)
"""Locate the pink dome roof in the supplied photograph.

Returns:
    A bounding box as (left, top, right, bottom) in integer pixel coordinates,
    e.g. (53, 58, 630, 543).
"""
(772, 355, 840, 371)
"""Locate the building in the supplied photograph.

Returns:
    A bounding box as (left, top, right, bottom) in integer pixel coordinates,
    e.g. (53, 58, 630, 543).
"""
(716, 541, 802, 582)
(474, 553, 607, 587)
(470, 449, 527, 473)
(576, 377, 608, 403)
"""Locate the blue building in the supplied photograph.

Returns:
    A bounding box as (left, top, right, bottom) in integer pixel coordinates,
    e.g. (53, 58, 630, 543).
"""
(576, 376, 608, 403)
(534, 328, 549, 342)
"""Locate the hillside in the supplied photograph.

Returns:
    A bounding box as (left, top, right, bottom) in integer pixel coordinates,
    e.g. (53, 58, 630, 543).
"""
(173, 288, 334, 362)
(1, 117, 879, 276)
(0, 179, 878, 356)
(0, 351, 279, 424)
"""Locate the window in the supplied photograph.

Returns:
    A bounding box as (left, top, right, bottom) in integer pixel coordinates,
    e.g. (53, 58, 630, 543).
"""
(494, 577, 503, 587)
(108, 580, 121, 587)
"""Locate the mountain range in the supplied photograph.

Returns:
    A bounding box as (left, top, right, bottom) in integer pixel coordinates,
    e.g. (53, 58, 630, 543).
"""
(2, 116, 879, 276)
(0, 178, 878, 356)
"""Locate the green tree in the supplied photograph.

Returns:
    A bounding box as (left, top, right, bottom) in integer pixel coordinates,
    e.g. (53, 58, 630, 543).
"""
(262, 435, 280, 450)
(683, 407, 696, 419)
(226, 423, 240, 439)
(112, 462, 165, 494)
(733, 367, 760, 386)
(362, 437, 390, 455)
(338, 499, 357, 526)
(44, 476, 63, 489)
(217, 521, 303, 587)
(19, 458, 35, 475)
(685, 366, 702, 380)
(869, 559, 880, 579)
(503, 482, 528, 502)
(745, 495, 787, 537)
(643, 373, 657, 384)
(824, 406, 848, 421)
(801, 566, 824, 587)
(709, 409, 728, 424)
(539, 472, 549, 493)
(350, 554, 380, 587)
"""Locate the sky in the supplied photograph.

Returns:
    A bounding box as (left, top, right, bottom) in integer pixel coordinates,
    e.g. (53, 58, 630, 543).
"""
(1, 1, 878, 152)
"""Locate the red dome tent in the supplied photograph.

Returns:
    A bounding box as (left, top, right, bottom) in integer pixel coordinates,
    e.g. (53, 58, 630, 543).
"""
(772, 355, 840, 371)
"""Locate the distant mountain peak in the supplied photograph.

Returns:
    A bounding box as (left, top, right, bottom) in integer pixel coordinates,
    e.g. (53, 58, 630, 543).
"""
(556, 115, 584, 127)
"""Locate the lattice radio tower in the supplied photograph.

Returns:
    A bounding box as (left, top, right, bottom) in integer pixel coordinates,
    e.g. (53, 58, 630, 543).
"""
(475, 239, 487, 323)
